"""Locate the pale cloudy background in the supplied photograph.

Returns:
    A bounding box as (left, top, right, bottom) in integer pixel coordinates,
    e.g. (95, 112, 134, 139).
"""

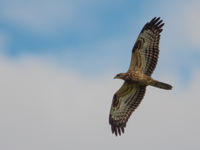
(0, 0, 200, 149)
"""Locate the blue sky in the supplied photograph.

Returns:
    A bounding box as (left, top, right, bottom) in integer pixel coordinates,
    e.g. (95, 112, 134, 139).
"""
(0, 1, 200, 149)
(0, 0, 199, 82)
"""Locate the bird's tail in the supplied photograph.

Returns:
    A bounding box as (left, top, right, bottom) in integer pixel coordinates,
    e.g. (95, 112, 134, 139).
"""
(151, 80, 172, 90)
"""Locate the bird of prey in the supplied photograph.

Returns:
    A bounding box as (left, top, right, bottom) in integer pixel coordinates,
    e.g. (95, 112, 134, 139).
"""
(109, 17, 172, 136)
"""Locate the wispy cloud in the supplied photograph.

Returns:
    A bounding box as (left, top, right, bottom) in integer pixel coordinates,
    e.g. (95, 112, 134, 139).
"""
(0, 0, 122, 35)
(182, 2, 200, 48)
(0, 0, 79, 34)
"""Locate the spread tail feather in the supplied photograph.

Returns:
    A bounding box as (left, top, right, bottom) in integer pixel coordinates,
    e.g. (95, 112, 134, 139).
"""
(152, 80, 172, 90)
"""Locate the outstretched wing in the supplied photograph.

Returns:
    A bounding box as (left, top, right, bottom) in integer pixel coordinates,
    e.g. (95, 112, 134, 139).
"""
(128, 17, 164, 76)
(109, 82, 146, 136)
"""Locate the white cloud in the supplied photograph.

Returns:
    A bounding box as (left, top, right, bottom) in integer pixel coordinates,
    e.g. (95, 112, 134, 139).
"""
(182, 3, 200, 48)
(0, 55, 199, 150)
(161, 1, 200, 50)
(0, 0, 125, 35)
(0, 0, 82, 34)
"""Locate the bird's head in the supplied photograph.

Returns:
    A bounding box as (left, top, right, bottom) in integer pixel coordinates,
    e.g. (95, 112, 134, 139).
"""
(114, 73, 127, 80)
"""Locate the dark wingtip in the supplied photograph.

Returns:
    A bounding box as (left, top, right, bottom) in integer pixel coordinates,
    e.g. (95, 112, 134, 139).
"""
(111, 126, 125, 136)
(141, 17, 164, 33)
(151, 17, 157, 22)
(150, 17, 164, 33)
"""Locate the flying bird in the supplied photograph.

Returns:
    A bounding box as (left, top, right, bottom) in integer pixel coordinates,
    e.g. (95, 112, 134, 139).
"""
(109, 17, 172, 136)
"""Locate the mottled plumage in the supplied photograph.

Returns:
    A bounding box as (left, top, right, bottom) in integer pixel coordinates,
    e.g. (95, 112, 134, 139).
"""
(109, 17, 172, 136)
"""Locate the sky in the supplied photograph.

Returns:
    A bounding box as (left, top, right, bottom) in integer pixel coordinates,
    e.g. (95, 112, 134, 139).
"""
(0, 0, 200, 149)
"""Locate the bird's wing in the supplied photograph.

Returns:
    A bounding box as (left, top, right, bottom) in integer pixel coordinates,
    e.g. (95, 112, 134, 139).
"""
(109, 82, 146, 136)
(128, 17, 164, 76)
